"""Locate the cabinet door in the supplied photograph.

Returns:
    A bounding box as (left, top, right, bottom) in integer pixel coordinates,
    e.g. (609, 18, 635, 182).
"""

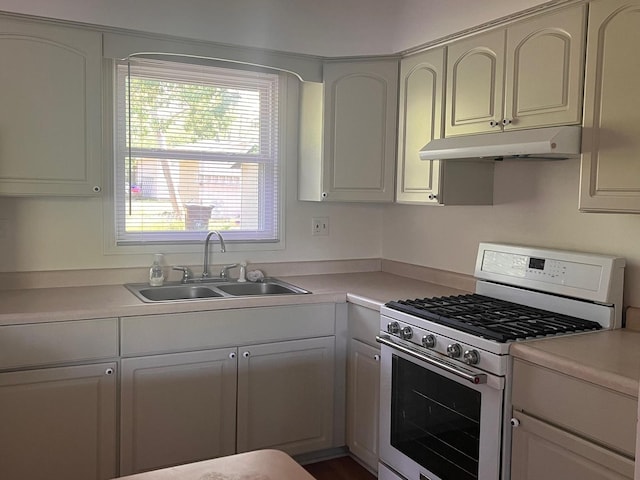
(579, 0, 640, 213)
(237, 336, 335, 455)
(346, 338, 380, 471)
(0, 363, 117, 480)
(396, 48, 445, 204)
(321, 60, 398, 202)
(504, 4, 586, 130)
(511, 411, 634, 480)
(120, 349, 237, 475)
(0, 17, 102, 196)
(446, 29, 505, 137)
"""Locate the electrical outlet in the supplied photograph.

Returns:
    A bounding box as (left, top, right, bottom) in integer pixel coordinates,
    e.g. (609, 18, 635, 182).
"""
(312, 217, 329, 236)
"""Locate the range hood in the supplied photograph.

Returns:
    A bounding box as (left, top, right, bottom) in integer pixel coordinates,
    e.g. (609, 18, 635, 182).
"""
(419, 126, 582, 161)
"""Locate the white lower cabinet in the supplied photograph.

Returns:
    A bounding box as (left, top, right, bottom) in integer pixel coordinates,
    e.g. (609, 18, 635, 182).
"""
(119, 304, 337, 475)
(511, 410, 633, 480)
(0, 362, 117, 480)
(346, 338, 380, 470)
(346, 304, 381, 472)
(511, 358, 636, 480)
(120, 349, 238, 475)
(237, 336, 335, 455)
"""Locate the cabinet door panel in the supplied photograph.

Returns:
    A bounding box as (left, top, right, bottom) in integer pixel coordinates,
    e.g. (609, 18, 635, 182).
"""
(237, 336, 335, 455)
(322, 60, 397, 202)
(580, 0, 640, 212)
(511, 411, 634, 480)
(120, 349, 237, 475)
(446, 29, 505, 136)
(396, 48, 444, 204)
(505, 4, 586, 130)
(0, 363, 117, 480)
(0, 18, 102, 195)
(346, 338, 380, 471)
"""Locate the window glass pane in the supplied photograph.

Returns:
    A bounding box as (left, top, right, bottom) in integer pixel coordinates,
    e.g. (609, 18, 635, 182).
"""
(115, 59, 279, 245)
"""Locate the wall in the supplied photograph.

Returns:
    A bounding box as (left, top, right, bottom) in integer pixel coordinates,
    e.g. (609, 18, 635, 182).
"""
(5, 0, 639, 310)
(382, 159, 640, 306)
(0, 0, 550, 56)
(0, 92, 385, 272)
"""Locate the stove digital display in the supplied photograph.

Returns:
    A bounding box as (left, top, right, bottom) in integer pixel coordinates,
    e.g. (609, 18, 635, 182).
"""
(528, 257, 546, 270)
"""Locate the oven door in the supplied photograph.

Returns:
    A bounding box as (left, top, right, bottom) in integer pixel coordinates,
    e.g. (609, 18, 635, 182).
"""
(378, 334, 505, 480)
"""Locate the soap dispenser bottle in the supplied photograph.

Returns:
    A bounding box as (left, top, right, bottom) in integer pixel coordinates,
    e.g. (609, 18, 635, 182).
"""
(149, 254, 165, 286)
(237, 261, 247, 283)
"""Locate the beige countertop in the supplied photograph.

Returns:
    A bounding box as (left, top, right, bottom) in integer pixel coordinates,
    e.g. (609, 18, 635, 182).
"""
(0, 271, 469, 326)
(3, 269, 640, 400)
(510, 329, 640, 397)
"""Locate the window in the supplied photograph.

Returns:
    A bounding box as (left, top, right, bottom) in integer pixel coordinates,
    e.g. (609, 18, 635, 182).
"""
(114, 58, 280, 245)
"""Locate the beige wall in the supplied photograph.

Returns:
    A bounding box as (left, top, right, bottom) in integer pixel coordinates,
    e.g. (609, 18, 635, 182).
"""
(0, 169, 385, 274)
(382, 159, 640, 307)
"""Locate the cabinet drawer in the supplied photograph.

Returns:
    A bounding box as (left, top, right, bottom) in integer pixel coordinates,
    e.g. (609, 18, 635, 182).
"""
(511, 410, 634, 479)
(121, 304, 336, 356)
(512, 359, 637, 456)
(0, 318, 118, 370)
(348, 304, 379, 346)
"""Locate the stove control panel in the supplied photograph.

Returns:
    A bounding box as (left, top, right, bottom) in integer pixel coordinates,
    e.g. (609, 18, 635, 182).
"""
(379, 313, 508, 376)
(475, 242, 625, 305)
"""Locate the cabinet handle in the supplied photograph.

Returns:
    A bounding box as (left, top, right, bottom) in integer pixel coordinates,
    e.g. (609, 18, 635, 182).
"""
(510, 417, 520, 428)
(428, 194, 437, 200)
(489, 120, 500, 127)
(229, 352, 236, 359)
(105, 368, 114, 375)
(373, 354, 380, 361)
(243, 351, 250, 358)
(502, 118, 512, 126)
(321, 192, 328, 199)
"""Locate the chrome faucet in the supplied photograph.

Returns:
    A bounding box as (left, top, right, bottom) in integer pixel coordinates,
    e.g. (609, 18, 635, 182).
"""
(202, 230, 226, 278)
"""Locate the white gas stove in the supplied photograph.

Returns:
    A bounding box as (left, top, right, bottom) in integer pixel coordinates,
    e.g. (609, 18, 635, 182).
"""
(377, 243, 625, 480)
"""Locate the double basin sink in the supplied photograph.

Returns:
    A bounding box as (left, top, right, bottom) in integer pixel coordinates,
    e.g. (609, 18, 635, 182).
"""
(125, 278, 311, 303)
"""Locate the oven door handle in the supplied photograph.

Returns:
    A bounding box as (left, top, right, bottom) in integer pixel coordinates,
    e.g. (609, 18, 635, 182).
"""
(376, 334, 487, 385)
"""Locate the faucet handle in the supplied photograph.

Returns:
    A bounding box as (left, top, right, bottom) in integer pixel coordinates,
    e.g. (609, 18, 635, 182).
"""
(220, 263, 239, 280)
(172, 266, 193, 283)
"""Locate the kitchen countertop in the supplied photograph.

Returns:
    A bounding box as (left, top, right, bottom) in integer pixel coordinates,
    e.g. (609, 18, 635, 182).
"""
(510, 329, 640, 397)
(3, 269, 640, 401)
(0, 271, 469, 326)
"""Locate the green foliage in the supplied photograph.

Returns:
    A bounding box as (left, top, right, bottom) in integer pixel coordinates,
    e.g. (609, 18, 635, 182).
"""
(127, 77, 240, 147)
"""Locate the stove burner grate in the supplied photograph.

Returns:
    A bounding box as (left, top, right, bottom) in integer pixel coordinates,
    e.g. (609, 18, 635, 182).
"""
(386, 294, 602, 343)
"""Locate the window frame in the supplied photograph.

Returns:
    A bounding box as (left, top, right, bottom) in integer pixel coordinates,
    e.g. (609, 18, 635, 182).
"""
(109, 57, 284, 249)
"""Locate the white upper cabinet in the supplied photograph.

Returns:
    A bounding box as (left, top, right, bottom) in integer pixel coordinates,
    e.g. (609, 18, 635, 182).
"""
(396, 47, 494, 205)
(446, 4, 586, 137)
(396, 48, 445, 204)
(0, 17, 102, 196)
(299, 59, 398, 202)
(579, 0, 640, 213)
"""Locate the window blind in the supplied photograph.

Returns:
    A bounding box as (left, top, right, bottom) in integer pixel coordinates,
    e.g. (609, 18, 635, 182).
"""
(114, 58, 280, 245)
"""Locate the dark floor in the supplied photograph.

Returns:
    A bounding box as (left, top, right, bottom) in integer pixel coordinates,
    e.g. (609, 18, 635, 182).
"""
(303, 456, 376, 480)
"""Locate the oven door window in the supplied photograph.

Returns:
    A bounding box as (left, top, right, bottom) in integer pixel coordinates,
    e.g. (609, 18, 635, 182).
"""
(391, 354, 481, 480)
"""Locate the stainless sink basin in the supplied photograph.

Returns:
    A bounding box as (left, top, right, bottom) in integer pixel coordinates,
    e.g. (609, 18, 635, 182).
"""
(135, 285, 223, 302)
(216, 281, 308, 296)
(125, 278, 310, 302)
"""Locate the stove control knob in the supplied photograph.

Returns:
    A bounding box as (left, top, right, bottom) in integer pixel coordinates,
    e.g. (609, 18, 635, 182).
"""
(446, 343, 462, 358)
(463, 349, 480, 365)
(387, 321, 400, 334)
(422, 335, 436, 348)
(400, 326, 413, 340)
